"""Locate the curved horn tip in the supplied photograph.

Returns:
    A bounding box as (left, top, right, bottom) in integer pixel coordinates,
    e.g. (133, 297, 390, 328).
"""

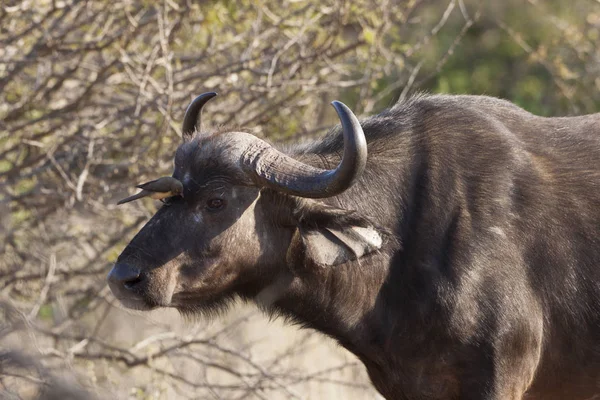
(330, 101, 358, 121)
(330, 101, 363, 131)
(330, 100, 345, 109)
(330, 100, 350, 112)
(182, 92, 218, 140)
(330, 100, 365, 144)
(188, 92, 218, 106)
(198, 91, 218, 99)
(330, 99, 367, 186)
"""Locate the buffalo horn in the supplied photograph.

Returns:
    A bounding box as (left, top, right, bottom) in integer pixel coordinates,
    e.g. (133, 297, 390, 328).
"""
(241, 101, 367, 198)
(182, 92, 217, 140)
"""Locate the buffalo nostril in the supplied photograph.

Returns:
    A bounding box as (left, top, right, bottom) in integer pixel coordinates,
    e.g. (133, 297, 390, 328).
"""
(123, 275, 143, 289)
(108, 263, 143, 290)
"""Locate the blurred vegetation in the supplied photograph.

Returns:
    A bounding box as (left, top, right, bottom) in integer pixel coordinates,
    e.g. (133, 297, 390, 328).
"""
(1, 0, 599, 398)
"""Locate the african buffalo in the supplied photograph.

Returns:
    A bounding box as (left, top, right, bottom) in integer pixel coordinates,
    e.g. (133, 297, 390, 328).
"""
(108, 92, 600, 399)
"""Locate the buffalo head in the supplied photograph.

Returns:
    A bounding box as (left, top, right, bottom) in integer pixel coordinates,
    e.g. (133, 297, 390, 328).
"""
(108, 93, 383, 314)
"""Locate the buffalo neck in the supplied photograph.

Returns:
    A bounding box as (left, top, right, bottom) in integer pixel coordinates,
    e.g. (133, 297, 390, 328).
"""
(268, 251, 396, 362)
(266, 151, 414, 363)
(262, 123, 421, 363)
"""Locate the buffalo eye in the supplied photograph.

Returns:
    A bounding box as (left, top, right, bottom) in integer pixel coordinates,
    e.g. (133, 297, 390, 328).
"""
(206, 198, 226, 211)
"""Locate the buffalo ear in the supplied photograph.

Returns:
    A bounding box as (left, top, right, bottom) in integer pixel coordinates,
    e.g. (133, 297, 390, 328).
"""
(288, 200, 384, 267)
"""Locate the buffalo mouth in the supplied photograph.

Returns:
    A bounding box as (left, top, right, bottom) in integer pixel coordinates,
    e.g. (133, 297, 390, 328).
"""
(107, 276, 159, 311)
(107, 262, 177, 310)
(107, 258, 231, 311)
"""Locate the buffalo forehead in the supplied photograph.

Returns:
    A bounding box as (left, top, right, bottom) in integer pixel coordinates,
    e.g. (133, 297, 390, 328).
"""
(173, 140, 235, 191)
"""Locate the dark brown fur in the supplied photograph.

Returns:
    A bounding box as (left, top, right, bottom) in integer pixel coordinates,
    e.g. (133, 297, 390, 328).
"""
(110, 94, 600, 399)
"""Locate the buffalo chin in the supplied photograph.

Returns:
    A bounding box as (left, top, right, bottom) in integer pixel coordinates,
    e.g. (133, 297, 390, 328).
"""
(111, 285, 175, 311)
(171, 291, 240, 320)
(114, 296, 158, 311)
